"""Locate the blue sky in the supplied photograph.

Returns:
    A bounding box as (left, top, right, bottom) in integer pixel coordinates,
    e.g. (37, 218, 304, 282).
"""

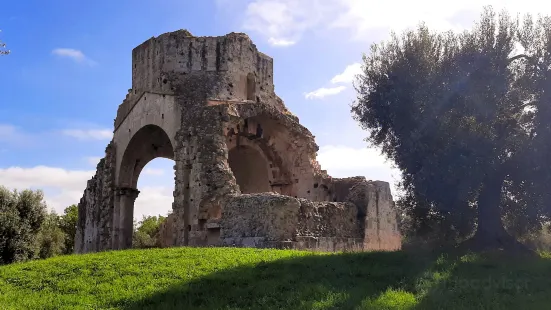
(0, 0, 540, 219)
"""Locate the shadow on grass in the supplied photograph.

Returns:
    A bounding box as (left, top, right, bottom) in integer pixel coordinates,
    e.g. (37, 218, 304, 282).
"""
(113, 249, 551, 310)
(414, 251, 551, 309)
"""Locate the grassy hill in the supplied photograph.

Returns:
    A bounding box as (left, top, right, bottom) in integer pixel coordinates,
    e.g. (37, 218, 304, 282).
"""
(0, 247, 550, 310)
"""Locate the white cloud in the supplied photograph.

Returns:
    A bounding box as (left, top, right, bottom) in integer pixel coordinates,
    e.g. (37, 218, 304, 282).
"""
(223, 0, 551, 46)
(134, 186, 174, 219)
(242, 0, 331, 47)
(62, 129, 112, 141)
(331, 63, 363, 84)
(0, 166, 94, 213)
(317, 144, 401, 194)
(305, 86, 346, 99)
(268, 37, 296, 47)
(0, 165, 174, 219)
(143, 168, 165, 176)
(52, 48, 96, 66)
(0, 124, 33, 146)
(85, 156, 102, 166)
(305, 62, 363, 100)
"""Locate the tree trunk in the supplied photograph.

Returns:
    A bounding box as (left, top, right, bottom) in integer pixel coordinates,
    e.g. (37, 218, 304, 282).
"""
(468, 171, 528, 252)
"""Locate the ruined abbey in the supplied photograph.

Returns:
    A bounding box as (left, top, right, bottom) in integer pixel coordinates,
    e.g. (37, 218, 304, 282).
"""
(74, 30, 402, 254)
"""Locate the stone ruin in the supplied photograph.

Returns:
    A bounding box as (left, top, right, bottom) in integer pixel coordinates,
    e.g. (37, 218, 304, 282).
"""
(74, 30, 402, 254)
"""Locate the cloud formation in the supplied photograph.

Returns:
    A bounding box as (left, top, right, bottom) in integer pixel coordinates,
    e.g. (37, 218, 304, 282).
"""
(0, 165, 175, 218)
(85, 156, 102, 166)
(134, 186, 174, 219)
(225, 0, 551, 46)
(143, 168, 165, 176)
(316, 144, 401, 194)
(242, 0, 331, 47)
(62, 129, 112, 141)
(0, 124, 33, 146)
(304, 86, 346, 99)
(330, 63, 362, 84)
(52, 48, 96, 66)
(0, 166, 94, 213)
(304, 62, 363, 99)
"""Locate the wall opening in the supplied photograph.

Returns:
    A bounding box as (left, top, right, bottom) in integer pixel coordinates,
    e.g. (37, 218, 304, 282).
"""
(118, 124, 175, 250)
(228, 145, 271, 194)
(133, 157, 175, 248)
(246, 72, 256, 101)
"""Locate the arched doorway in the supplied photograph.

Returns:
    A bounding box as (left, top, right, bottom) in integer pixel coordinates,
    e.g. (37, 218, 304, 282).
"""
(133, 158, 174, 248)
(228, 145, 271, 194)
(115, 124, 175, 249)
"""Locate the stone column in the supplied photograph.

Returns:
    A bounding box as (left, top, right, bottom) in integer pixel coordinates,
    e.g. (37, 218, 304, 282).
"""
(117, 187, 140, 250)
(182, 162, 192, 245)
(112, 190, 122, 250)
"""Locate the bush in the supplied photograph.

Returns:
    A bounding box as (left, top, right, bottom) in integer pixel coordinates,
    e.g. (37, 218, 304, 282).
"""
(59, 205, 78, 254)
(34, 211, 65, 259)
(0, 186, 47, 264)
(132, 215, 166, 249)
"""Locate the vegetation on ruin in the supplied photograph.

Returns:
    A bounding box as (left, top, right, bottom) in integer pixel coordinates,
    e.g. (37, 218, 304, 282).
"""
(0, 247, 550, 309)
(353, 7, 551, 252)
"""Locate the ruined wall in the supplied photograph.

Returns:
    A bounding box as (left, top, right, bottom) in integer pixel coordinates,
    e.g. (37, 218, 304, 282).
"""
(216, 100, 331, 201)
(75, 142, 116, 254)
(157, 212, 177, 248)
(76, 30, 402, 254)
(114, 30, 290, 131)
(220, 193, 363, 251)
(347, 179, 402, 251)
(112, 30, 296, 247)
(219, 179, 400, 252)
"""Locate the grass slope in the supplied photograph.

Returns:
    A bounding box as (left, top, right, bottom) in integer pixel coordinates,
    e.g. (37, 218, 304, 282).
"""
(1, 247, 551, 309)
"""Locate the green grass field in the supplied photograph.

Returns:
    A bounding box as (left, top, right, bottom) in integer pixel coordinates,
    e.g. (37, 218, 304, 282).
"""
(0, 247, 550, 309)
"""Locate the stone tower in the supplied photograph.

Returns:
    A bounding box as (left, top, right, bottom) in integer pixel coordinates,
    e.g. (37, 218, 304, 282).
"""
(74, 30, 402, 254)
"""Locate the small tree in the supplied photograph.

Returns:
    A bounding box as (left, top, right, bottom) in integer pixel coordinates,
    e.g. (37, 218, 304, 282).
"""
(132, 215, 166, 249)
(0, 186, 47, 264)
(34, 211, 65, 259)
(59, 205, 78, 254)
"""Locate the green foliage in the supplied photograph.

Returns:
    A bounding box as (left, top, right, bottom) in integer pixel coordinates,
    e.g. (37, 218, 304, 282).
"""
(0, 186, 47, 264)
(0, 247, 550, 309)
(59, 205, 78, 254)
(0, 184, 79, 263)
(132, 215, 166, 249)
(352, 7, 551, 248)
(34, 211, 66, 259)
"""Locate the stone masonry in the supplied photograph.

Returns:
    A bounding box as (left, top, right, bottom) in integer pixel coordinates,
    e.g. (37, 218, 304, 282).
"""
(74, 30, 402, 254)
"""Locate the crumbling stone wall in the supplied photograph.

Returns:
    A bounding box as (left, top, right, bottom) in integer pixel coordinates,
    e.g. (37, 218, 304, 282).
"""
(219, 178, 400, 252)
(76, 29, 402, 254)
(75, 142, 116, 253)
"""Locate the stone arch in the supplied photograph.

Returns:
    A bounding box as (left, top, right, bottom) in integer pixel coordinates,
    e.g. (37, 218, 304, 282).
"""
(228, 144, 271, 194)
(118, 124, 174, 188)
(234, 112, 326, 200)
(114, 124, 175, 249)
